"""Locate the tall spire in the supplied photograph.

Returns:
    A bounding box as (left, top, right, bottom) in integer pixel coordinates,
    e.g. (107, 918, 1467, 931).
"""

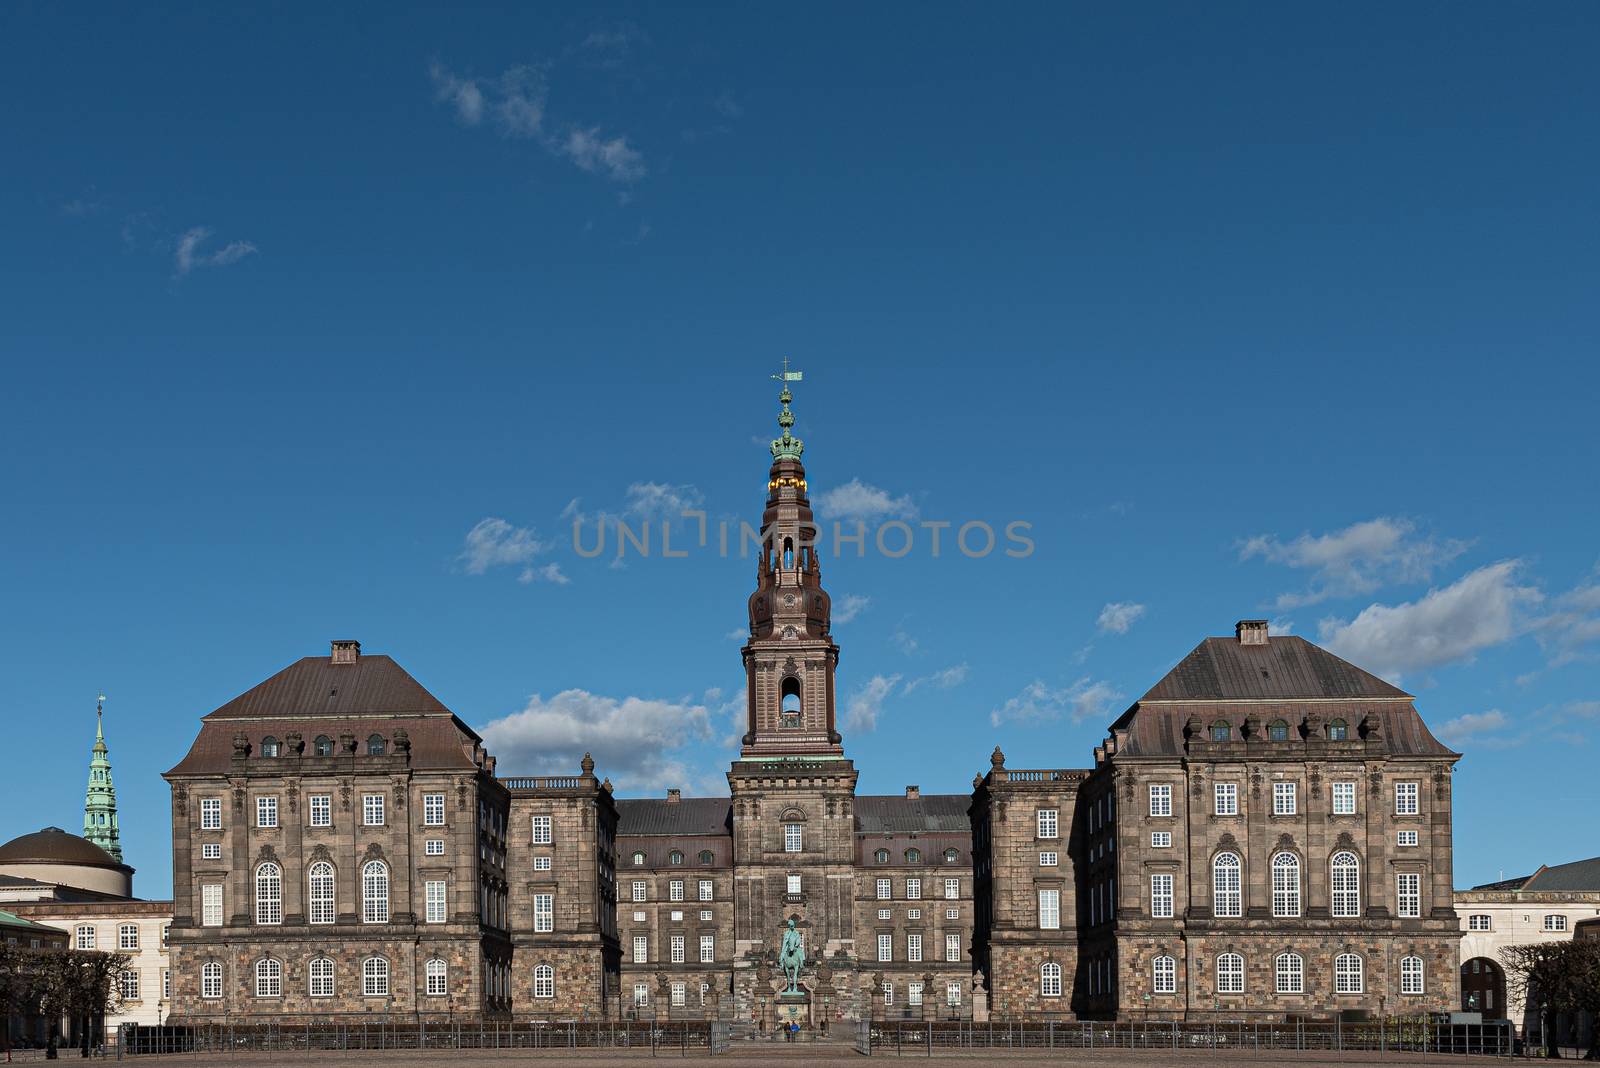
(769, 357, 804, 461)
(83, 694, 122, 862)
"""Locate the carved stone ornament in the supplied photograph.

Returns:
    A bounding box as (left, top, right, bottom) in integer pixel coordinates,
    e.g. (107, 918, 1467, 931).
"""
(174, 785, 188, 814)
(363, 841, 385, 861)
(256, 843, 278, 863)
(1275, 833, 1296, 852)
(1216, 832, 1240, 852)
(1369, 771, 1383, 797)
(1335, 831, 1356, 850)
(340, 782, 352, 811)
(232, 733, 250, 758)
(1249, 767, 1263, 799)
(233, 786, 246, 813)
(309, 843, 332, 863)
(1309, 765, 1323, 799)
(286, 786, 298, 814)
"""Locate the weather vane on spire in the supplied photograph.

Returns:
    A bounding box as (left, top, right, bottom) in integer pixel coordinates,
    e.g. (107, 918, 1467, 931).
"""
(771, 356, 803, 386)
(769, 358, 805, 460)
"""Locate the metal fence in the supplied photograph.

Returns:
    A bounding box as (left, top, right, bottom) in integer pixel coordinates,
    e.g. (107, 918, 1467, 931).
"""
(120, 1020, 715, 1056)
(862, 1017, 1514, 1057)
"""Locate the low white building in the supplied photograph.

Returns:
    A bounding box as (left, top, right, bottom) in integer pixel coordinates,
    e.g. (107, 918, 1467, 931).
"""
(13, 899, 175, 1033)
(1456, 856, 1600, 1034)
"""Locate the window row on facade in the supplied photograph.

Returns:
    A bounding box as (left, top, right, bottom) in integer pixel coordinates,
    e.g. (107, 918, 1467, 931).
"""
(195, 956, 561, 1000)
(1137, 852, 1426, 920)
(72, 921, 169, 951)
(198, 792, 450, 830)
(1040, 954, 1428, 998)
(199, 862, 549, 929)
(1142, 781, 1423, 819)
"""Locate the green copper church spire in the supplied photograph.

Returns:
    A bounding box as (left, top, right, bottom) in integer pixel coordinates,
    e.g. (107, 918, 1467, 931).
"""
(83, 695, 122, 862)
(769, 357, 804, 461)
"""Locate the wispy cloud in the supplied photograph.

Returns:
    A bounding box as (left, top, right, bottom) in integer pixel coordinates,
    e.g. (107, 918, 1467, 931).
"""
(174, 226, 257, 277)
(903, 663, 969, 695)
(1096, 601, 1146, 635)
(990, 678, 1122, 727)
(891, 625, 919, 656)
(429, 61, 485, 125)
(1535, 570, 1600, 667)
(518, 562, 570, 586)
(460, 517, 549, 575)
(844, 674, 903, 732)
(1241, 517, 1469, 609)
(560, 127, 646, 181)
(1435, 709, 1512, 748)
(832, 594, 870, 625)
(818, 478, 917, 524)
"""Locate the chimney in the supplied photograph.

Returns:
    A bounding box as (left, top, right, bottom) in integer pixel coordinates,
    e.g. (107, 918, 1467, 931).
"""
(1235, 620, 1269, 646)
(905, 785, 920, 799)
(331, 639, 361, 664)
(666, 788, 681, 804)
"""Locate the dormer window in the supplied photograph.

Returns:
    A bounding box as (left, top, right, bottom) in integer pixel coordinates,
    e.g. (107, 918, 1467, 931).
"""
(366, 735, 386, 756)
(313, 735, 333, 756)
(260, 737, 280, 758)
(944, 848, 959, 863)
(1268, 720, 1289, 742)
(669, 850, 684, 866)
(1210, 721, 1231, 742)
(905, 848, 921, 864)
(632, 852, 646, 866)
(1328, 719, 1349, 741)
(875, 849, 890, 864)
(698, 850, 714, 864)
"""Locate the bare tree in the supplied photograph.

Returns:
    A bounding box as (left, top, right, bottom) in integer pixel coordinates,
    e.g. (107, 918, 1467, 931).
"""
(34, 949, 127, 1059)
(1503, 941, 1600, 1060)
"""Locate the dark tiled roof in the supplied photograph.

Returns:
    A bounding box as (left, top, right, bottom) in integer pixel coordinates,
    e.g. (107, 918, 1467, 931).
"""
(1111, 701, 1455, 759)
(1141, 637, 1410, 701)
(166, 715, 482, 776)
(615, 798, 732, 837)
(203, 654, 452, 720)
(1521, 856, 1600, 893)
(854, 795, 970, 834)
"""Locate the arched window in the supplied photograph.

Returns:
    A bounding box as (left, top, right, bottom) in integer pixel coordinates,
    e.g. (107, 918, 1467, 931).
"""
(533, 963, 554, 999)
(875, 849, 890, 864)
(308, 861, 335, 925)
(1040, 962, 1062, 997)
(669, 850, 684, 866)
(1216, 953, 1245, 994)
(255, 862, 282, 925)
(1212, 852, 1242, 917)
(1327, 718, 1348, 741)
(780, 676, 801, 727)
(1152, 955, 1176, 994)
(1275, 953, 1304, 994)
(366, 734, 386, 756)
(1210, 720, 1231, 742)
(1400, 955, 1425, 995)
(308, 956, 334, 998)
(1271, 852, 1301, 917)
(201, 961, 222, 999)
(944, 848, 959, 863)
(905, 848, 921, 864)
(254, 958, 282, 998)
(1330, 851, 1361, 917)
(425, 958, 447, 997)
(260, 736, 280, 758)
(313, 735, 334, 756)
(362, 956, 389, 997)
(698, 850, 714, 864)
(1335, 952, 1364, 994)
(632, 851, 646, 866)
(782, 537, 795, 570)
(1268, 720, 1289, 741)
(362, 860, 390, 924)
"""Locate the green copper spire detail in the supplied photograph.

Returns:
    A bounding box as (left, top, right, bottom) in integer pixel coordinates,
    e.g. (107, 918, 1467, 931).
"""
(769, 358, 805, 460)
(83, 695, 122, 862)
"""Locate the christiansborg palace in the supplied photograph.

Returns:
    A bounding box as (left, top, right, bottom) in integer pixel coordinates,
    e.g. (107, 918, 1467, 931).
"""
(157, 385, 1462, 1028)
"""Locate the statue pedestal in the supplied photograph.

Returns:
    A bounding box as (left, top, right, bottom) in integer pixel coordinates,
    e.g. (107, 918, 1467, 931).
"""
(774, 989, 810, 1031)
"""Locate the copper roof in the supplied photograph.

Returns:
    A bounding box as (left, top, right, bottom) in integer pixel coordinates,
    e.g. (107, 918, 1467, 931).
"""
(203, 654, 453, 720)
(0, 827, 127, 869)
(1141, 636, 1410, 702)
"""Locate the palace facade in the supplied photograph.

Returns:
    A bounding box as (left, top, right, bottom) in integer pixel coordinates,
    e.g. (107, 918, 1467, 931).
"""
(163, 385, 1462, 1027)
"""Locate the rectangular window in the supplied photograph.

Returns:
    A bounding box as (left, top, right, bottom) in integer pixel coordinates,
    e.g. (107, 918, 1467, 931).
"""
(122, 969, 140, 1000)
(671, 981, 685, 1007)
(1468, 914, 1492, 931)
(670, 935, 685, 964)
(534, 893, 553, 932)
(878, 933, 892, 962)
(162, 969, 171, 999)
(632, 881, 646, 902)
(1333, 781, 1357, 815)
(1149, 784, 1172, 817)
(309, 794, 331, 827)
(908, 908, 922, 919)
(878, 908, 892, 920)
(425, 880, 447, 923)
(424, 794, 446, 827)
(200, 797, 221, 830)
(908, 981, 923, 1006)
(699, 909, 713, 921)
(634, 983, 649, 1007)
(1397, 829, 1419, 847)
(201, 885, 222, 927)
(1039, 851, 1058, 866)
(1395, 781, 1419, 816)
(1151, 831, 1172, 848)
(75, 926, 96, 950)
(669, 880, 684, 902)
(534, 855, 552, 870)
(783, 824, 803, 852)
(119, 924, 139, 950)
(201, 965, 222, 999)
(906, 878, 922, 900)
(632, 935, 648, 963)
(1039, 888, 1060, 930)
(786, 873, 802, 895)
(1401, 956, 1425, 995)
(531, 814, 552, 844)
(1396, 873, 1422, 918)
(946, 933, 962, 961)
(362, 794, 384, 827)
(907, 934, 922, 962)
(700, 935, 715, 962)
(201, 842, 222, 860)
(1545, 914, 1568, 932)
(947, 981, 961, 1007)
(699, 880, 713, 901)
(1153, 956, 1176, 994)
(425, 839, 445, 856)
(1214, 783, 1238, 816)
(257, 795, 278, 828)
(1151, 874, 1174, 919)
(1036, 809, 1058, 839)
(945, 877, 960, 899)
(945, 907, 959, 919)
(876, 878, 891, 900)
(1273, 782, 1297, 816)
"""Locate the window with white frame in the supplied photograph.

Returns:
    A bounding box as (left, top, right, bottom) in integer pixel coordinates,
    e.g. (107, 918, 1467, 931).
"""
(308, 861, 335, 924)
(632, 881, 646, 902)
(633, 935, 648, 963)
(257, 796, 278, 828)
(946, 933, 961, 961)
(201, 961, 223, 999)
(425, 879, 447, 923)
(700, 909, 714, 921)
(533, 964, 554, 998)
(1149, 783, 1172, 817)
(671, 981, 686, 1007)
(1039, 888, 1061, 929)
(1040, 962, 1062, 997)
(309, 794, 331, 827)
(119, 923, 139, 950)
(1395, 781, 1419, 816)
(531, 814, 552, 844)
(947, 981, 961, 1006)
(362, 860, 389, 923)
(201, 842, 221, 860)
(162, 969, 170, 999)
(534, 893, 553, 933)
(362, 957, 389, 997)
(362, 794, 384, 827)
(669, 880, 684, 902)
(74, 925, 95, 950)
(1273, 782, 1297, 816)
(1275, 952, 1304, 994)
(1153, 955, 1176, 994)
(423, 794, 445, 826)
(255, 862, 282, 925)
(876, 878, 891, 900)
(634, 983, 649, 1007)
(1400, 955, 1425, 994)
(907, 878, 921, 900)
(1397, 829, 1419, 847)
(1212, 852, 1242, 917)
(700, 934, 715, 962)
(309, 956, 334, 998)
(882, 981, 893, 1007)
(1271, 852, 1301, 918)
(1467, 914, 1492, 931)
(1151, 831, 1171, 848)
(1396, 873, 1422, 918)
(1037, 809, 1058, 839)
(426, 839, 445, 856)
(534, 855, 552, 870)
(908, 908, 922, 919)
(201, 884, 222, 927)
(1039, 851, 1058, 866)
(1151, 874, 1174, 919)
(1332, 781, 1357, 815)
(1331, 851, 1361, 918)
(908, 981, 923, 1006)
(877, 908, 892, 920)
(670, 935, 685, 964)
(1335, 952, 1364, 994)
(787, 873, 802, 895)
(945, 877, 960, 899)
(424, 958, 447, 996)
(907, 933, 922, 962)
(1214, 783, 1238, 816)
(200, 797, 222, 830)
(1545, 914, 1569, 932)
(255, 958, 282, 998)
(783, 823, 802, 852)
(878, 933, 892, 962)
(699, 880, 713, 901)
(1217, 952, 1244, 994)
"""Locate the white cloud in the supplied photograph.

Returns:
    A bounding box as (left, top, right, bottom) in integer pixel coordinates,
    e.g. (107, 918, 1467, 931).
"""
(1096, 602, 1146, 635)
(174, 227, 257, 276)
(623, 481, 703, 518)
(903, 663, 969, 695)
(1240, 517, 1469, 609)
(724, 627, 747, 641)
(518, 562, 569, 586)
(428, 62, 484, 125)
(1536, 573, 1600, 666)
(990, 677, 1122, 727)
(494, 65, 546, 137)
(480, 688, 717, 792)
(1318, 561, 1542, 681)
(1434, 709, 1510, 747)
(460, 517, 548, 575)
(891, 626, 919, 656)
(818, 478, 917, 523)
(561, 127, 646, 182)
(832, 594, 870, 625)
(844, 674, 902, 732)
(1268, 617, 1295, 635)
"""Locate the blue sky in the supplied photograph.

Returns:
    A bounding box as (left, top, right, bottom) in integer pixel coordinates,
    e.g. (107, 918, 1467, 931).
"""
(3, 4, 1597, 899)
